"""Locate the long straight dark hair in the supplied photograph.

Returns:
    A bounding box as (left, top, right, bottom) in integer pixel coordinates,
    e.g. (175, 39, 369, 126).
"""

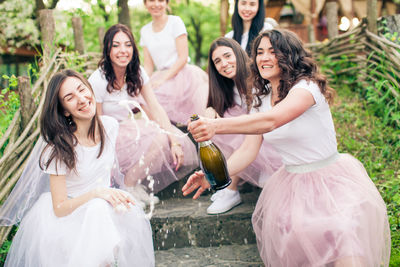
(250, 29, 335, 108)
(232, 0, 265, 55)
(39, 69, 106, 171)
(207, 37, 252, 117)
(99, 24, 143, 97)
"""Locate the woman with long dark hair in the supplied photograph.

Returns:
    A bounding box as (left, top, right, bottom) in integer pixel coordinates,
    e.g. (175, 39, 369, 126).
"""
(140, 0, 209, 125)
(183, 29, 390, 266)
(226, 0, 277, 55)
(204, 37, 281, 215)
(2, 69, 155, 266)
(88, 24, 197, 206)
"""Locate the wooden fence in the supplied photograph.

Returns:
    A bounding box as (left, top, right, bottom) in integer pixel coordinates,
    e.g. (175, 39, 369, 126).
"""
(307, 18, 400, 126)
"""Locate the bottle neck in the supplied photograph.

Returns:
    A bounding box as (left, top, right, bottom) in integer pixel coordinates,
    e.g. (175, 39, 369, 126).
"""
(199, 140, 212, 147)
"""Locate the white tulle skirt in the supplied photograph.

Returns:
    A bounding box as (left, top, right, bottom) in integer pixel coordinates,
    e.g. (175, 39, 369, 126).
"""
(5, 192, 155, 267)
(252, 153, 391, 267)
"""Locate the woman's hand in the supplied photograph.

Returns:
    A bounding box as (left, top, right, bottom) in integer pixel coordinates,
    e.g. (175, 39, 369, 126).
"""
(182, 171, 210, 199)
(94, 188, 135, 210)
(170, 143, 184, 171)
(187, 117, 217, 142)
(149, 77, 167, 90)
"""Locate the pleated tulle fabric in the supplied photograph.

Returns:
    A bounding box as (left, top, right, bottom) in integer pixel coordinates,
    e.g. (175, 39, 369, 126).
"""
(211, 105, 282, 187)
(115, 118, 198, 193)
(252, 153, 390, 267)
(5, 192, 154, 267)
(151, 64, 209, 124)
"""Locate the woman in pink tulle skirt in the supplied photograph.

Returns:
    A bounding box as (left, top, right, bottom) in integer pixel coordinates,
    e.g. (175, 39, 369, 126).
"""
(203, 37, 282, 215)
(88, 24, 198, 205)
(183, 29, 390, 266)
(140, 0, 208, 124)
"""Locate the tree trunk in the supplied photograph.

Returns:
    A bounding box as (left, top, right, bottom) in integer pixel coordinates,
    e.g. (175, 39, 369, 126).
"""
(17, 76, 34, 130)
(326, 0, 338, 39)
(38, 9, 55, 67)
(98, 27, 105, 52)
(118, 0, 131, 29)
(308, 0, 317, 43)
(35, 0, 45, 11)
(220, 0, 229, 36)
(49, 0, 60, 9)
(72, 17, 85, 54)
(367, 0, 378, 34)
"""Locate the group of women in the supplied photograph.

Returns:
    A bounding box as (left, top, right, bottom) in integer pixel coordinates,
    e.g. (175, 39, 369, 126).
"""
(0, 0, 391, 266)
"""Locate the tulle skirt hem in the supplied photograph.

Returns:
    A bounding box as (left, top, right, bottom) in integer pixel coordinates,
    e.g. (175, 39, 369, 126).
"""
(252, 153, 390, 267)
(5, 192, 155, 267)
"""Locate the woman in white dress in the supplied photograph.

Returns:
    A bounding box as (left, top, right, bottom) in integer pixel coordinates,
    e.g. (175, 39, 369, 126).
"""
(203, 37, 282, 215)
(1, 69, 155, 267)
(183, 29, 390, 266)
(89, 24, 197, 205)
(140, 0, 208, 125)
(226, 0, 278, 55)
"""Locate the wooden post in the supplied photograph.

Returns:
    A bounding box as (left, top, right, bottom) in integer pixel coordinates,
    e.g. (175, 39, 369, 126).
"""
(72, 17, 85, 54)
(367, 0, 378, 34)
(38, 9, 55, 67)
(220, 0, 229, 36)
(308, 0, 317, 43)
(326, 0, 338, 39)
(17, 76, 35, 130)
(98, 27, 105, 52)
(118, 0, 131, 29)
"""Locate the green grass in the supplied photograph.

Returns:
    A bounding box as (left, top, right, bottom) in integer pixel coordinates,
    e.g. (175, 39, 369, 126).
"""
(331, 84, 400, 266)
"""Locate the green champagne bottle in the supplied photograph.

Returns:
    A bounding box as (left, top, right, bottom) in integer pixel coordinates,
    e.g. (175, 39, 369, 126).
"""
(191, 115, 232, 190)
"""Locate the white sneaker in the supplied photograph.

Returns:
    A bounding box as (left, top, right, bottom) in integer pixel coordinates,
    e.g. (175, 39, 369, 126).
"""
(210, 190, 224, 202)
(207, 188, 242, 214)
(126, 184, 160, 206)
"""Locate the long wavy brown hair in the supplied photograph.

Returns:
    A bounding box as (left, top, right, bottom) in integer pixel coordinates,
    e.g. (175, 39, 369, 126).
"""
(99, 24, 143, 97)
(39, 69, 106, 172)
(207, 37, 253, 117)
(251, 29, 335, 108)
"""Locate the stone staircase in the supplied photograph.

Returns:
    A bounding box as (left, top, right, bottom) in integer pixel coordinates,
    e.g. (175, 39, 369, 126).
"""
(150, 180, 264, 266)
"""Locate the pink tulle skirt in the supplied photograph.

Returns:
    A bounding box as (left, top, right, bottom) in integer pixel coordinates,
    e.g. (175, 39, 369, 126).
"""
(115, 118, 198, 193)
(252, 153, 391, 267)
(151, 64, 209, 124)
(211, 105, 282, 187)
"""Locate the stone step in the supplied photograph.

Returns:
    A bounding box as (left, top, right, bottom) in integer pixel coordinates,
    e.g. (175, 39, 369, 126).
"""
(156, 178, 260, 200)
(155, 243, 263, 267)
(149, 189, 261, 251)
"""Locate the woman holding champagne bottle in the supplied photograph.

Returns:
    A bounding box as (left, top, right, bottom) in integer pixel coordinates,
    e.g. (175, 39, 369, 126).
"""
(183, 29, 390, 266)
(202, 37, 281, 215)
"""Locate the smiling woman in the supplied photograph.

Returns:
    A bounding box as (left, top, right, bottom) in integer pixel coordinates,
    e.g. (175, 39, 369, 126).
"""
(226, 0, 277, 55)
(59, 77, 97, 125)
(200, 37, 282, 215)
(184, 29, 391, 267)
(139, 0, 209, 125)
(1, 69, 155, 266)
(88, 24, 198, 206)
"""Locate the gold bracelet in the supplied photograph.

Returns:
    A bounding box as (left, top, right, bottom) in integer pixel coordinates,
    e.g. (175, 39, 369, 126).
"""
(171, 142, 182, 147)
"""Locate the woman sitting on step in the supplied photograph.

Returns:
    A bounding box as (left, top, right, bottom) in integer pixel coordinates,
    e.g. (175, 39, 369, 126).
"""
(183, 29, 390, 267)
(88, 24, 198, 206)
(1, 69, 155, 266)
(203, 37, 282, 215)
